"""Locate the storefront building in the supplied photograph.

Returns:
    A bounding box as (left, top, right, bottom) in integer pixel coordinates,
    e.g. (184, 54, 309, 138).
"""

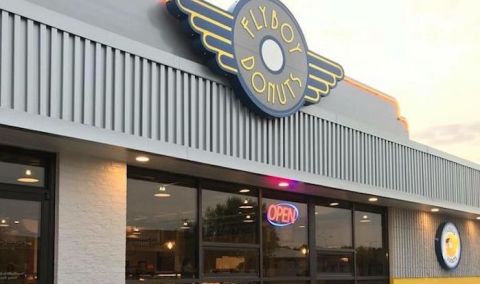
(0, 0, 479, 284)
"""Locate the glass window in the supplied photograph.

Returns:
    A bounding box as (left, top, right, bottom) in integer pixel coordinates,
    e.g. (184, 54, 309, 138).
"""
(354, 211, 387, 277)
(317, 281, 354, 284)
(315, 205, 352, 249)
(0, 161, 44, 188)
(202, 188, 258, 244)
(0, 198, 41, 283)
(317, 253, 353, 274)
(126, 178, 198, 281)
(203, 248, 259, 276)
(263, 197, 308, 277)
(202, 279, 259, 284)
(265, 282, 309, 284)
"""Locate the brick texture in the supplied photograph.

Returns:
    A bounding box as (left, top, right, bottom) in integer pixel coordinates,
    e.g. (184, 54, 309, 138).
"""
(56, 152, 126, 284)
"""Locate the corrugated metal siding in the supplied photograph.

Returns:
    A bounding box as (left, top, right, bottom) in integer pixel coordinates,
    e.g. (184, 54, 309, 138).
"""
(389, 207, 480, 278)
(1, 10, 480, 207)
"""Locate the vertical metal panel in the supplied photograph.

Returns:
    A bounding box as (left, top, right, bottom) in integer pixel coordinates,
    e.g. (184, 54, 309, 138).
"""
(211, 82, 218, 153)
(151, 62, 159, 141)
(0, 11, 13, 108)
(124, 53, 134, 135)
(225, 88, 232, 157)
(205, 80, 211, 152)
(174, 69, 182, 144)
(27, 19, 39, 115)
(13, 14, 25, 112)
(82, 39, 94, 125)
(1, 8, 479, 208)
(166, 66, 174, 142)
(113, 50, 125, 133)
(104, 46, 114, 130)
(93, 43, 103, 127)
(39, 24, 50, 117)
(159, 64, 167, 142)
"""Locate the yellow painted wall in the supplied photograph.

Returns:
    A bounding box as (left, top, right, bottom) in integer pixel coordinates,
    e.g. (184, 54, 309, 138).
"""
(392, 277, 480, 284)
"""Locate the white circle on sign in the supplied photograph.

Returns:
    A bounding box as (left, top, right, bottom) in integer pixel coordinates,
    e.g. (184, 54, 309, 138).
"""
(440, 223, 461, 269)
(261, 38, 284, 73)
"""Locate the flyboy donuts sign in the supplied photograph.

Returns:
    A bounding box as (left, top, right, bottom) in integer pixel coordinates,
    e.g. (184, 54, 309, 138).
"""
(167, 0, 344, 117)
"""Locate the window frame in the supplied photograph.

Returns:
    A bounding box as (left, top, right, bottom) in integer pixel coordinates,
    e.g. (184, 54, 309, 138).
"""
(0, 145, 56, 284)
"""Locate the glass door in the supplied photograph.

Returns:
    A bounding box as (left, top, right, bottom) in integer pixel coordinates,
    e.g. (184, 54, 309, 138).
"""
(0, 146, 55, 284)
(0, 198, 41, 284)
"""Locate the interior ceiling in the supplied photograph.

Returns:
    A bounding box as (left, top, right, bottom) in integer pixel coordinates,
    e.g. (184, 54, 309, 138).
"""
(0, 125, 478, 220)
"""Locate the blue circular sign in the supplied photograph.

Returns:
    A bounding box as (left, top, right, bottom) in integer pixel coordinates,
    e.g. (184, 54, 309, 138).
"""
(167, 0, 345, 118)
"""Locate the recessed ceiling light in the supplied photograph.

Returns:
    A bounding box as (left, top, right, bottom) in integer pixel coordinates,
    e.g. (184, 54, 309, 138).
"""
(368, 197, 378, 202)
(17, 169, 40, 184)
(135, 156, 150, 163)
(476, 216, 480, 220)
(362, 215, 369, 219)
(239, 189, 250, 193)
(278, 182, 289, 188)
(14, 221, 20, 225)
(0, 219, 9, 227)
(329, 202, 339, 207)
(431, 208, 440, 213)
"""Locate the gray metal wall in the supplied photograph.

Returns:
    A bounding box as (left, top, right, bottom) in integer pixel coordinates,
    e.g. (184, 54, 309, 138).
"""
(0, 3, 479, 211)
(389, 207, 480, 278)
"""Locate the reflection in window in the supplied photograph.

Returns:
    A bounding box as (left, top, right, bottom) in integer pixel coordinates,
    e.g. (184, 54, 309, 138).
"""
(0, 161, 44, 188)
(202, 189, 258, 244)
(264, 282, 309, 284)
(263, 198, 308, 277)
(317, 253, 353, 274)
(315, 206, 352, 249)
(203, 282, 258, 284)
(203, 248, 259, 276)
(0, 198, 41, 284)
(126, 178, 197, 281)
(317, 281, 354, 284)
(354, 211, 387, 277)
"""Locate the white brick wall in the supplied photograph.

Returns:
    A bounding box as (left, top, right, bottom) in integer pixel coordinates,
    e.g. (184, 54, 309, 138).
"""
(56, 152, 126, 284)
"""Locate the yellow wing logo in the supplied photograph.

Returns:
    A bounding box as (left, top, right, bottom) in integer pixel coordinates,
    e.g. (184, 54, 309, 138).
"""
(167, 0, 345, 116)
(305, 51, 344, 104)
(166, 0, 238, 74)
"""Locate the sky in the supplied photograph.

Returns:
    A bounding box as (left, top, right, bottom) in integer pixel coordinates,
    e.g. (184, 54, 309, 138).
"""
(206, 0, 480, 165)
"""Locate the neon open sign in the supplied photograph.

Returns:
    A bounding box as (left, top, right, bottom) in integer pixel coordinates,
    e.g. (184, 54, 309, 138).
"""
(267, 203, 299, 227)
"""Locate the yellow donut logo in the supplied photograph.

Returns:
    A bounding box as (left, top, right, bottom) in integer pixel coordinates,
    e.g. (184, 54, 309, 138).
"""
(435, 222, 461, 270)
(445, 232, 460, 258)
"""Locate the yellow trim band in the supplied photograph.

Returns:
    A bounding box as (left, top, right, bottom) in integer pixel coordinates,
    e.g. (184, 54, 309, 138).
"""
(392, 277, 480, 284)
